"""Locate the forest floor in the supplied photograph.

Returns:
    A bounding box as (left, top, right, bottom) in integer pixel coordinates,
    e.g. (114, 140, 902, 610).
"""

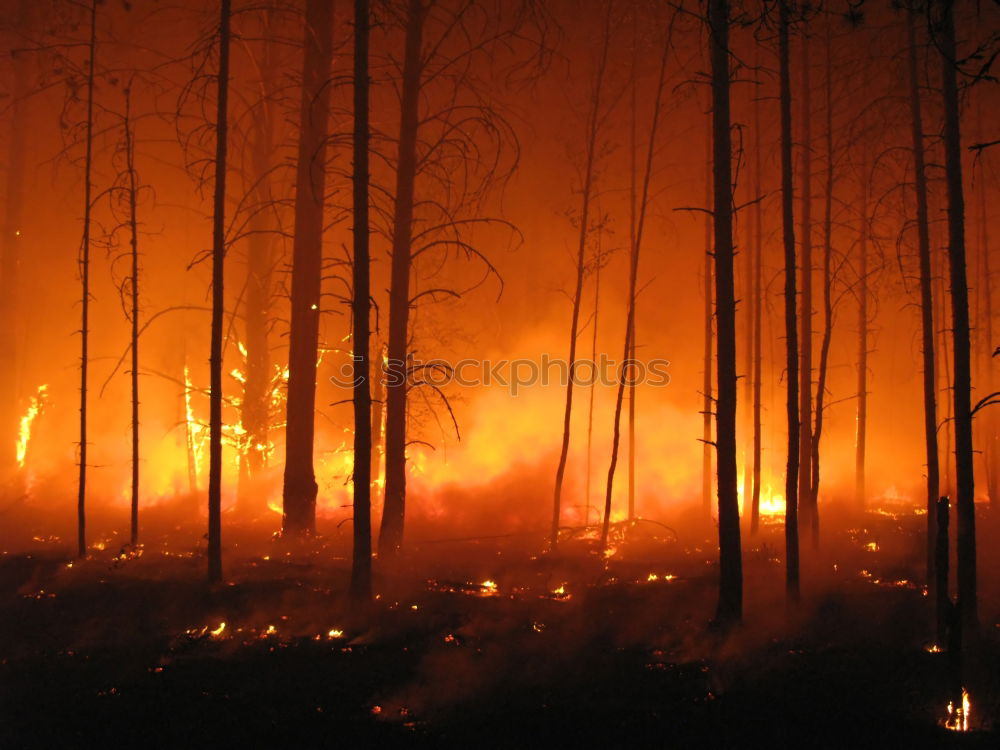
(1, 502, 999, 748)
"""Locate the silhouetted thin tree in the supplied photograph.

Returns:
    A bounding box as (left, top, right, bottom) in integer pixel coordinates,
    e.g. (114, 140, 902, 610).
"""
(936, 0, 977, 632)
(550, 2, 612, 551)
(350, 0, 373, 605)
(778, 0, 800, 601)
(709, 0, 742, 625)
(798, 22, 815, 544)
(601, 10, 672, 550)
(207, 0, 232, 584)
(906, 6, 939, 585)
(76, 0, 98, 559)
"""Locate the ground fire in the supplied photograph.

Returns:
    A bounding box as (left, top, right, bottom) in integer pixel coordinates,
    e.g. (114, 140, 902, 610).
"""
(0, 0, 999, 746)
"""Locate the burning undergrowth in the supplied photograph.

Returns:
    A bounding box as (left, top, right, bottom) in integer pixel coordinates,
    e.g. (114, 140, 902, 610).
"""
(1, 507, 998, 746)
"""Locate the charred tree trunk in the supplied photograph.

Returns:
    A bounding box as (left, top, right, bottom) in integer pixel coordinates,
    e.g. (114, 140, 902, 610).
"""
(0, 0, 28, 479)
(938, 0, 977, 633)
(207, 0, 231, 584)
(77, 0, 98, 559)
(975, 104, 996, 510)
(750, 51, 763, 536)
(907, 8, 939, 586)
(809, 22, 834, 549)
(240, 9, 278, 503)
(779, 0, 800, 601)
(702, 116, 714, 519)
(855, 161, 869, 511)
(550, 4, 611, 551)
(628, 317, 637, 519)
(798, 27, 815, 543)
(601, 19, 669, 550)
(741, 153, 754, 520)
(585, 256, 601, 527)
(124, 90, 141, 547)
(936, 497, 950, 647)
(709, 0, 742, 624)
(370, 336, 384, 502)
(350, 0, 372, 604)
(283, 0, 334, 537)
(380, 0, 426, 557)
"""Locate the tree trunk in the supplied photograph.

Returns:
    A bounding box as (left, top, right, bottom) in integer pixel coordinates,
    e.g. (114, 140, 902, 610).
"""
(741, 140, 753, 521)
(702, 115, 713, 519)
(855, 159, 869, 511)
(207, 0, 231, 584)
(350, 0, 372, 604)
(379, 0, 426, 557)
(975, 103, 996, 510)
(936, 496, 949, 646)
(549, 3, 611, 551)
(240, 9, 278, 506)
(709, 0, 742, 625)
(907, 8, 939, 587)
(124, 89, 141, 547)
(938, 0, 977, 633)
(283, 0, 334, 537)
(750, 49, 763, 536)
(798, 27, 814, 542)
(77, 0, 98, 559)
(809, 21, 833, 549)
(779, 0, 800, 601)
(938, 244, 954, 498)
(370, 335, 384, 503)
(0, 0, 29, 479)
(601, 19, 669, 550)
(585, 256, 601, 528)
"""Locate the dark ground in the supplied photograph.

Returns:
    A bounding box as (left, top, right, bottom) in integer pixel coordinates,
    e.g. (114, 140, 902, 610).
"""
(1, 503, 998, 749)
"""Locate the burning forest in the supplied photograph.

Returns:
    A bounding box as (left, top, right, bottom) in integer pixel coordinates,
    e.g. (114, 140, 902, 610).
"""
(1, 0, 1000, 745)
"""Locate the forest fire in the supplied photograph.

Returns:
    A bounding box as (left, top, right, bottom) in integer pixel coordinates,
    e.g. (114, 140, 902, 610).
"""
(1, 0, 999, 746)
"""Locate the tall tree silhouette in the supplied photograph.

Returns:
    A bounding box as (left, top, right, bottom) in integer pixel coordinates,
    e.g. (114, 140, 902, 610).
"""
(709, 0, 742, 625)
(906, 6, 939, 585)
(778, 0, 800, 601)
(207, 0, 232, 584)
(77, 0, 98, 559)
(350, 0, 373, 604)
(380, 0, 426, 557)
(283, 0, 334, 537)
(797, 22, 815, 545)
(936, 0, 977, 632)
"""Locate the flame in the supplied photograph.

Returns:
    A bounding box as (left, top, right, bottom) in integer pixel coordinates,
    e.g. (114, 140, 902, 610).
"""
(210, 621, 226, 637)
(945, 688, 971, 732)
(327, 628, 344, 639)
(183, 365, 206, 486)
(16, 384, 48, 469)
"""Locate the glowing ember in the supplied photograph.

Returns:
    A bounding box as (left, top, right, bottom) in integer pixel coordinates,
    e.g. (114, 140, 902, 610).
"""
(16, 384, 47, 469)
(646, 573, 677, 583)
(944, 688, 971, 732)
(327, 629, 344, 639)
